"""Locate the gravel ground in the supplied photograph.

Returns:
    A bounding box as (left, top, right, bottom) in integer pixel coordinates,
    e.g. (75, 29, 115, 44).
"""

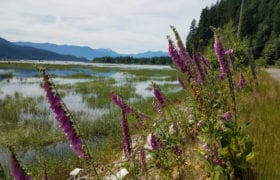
(266, 68, 280, 82)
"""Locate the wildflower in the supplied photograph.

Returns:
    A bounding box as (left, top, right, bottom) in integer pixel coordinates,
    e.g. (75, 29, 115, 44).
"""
(167, 36, 186, 73)
(152, 100, 162, 114)
(215, 157, 223, 166)
(203, 143, 209, 151)
(9, 148, 31, 180)
(201, 55, 211, 69)
(223, 112, 231, 121)
(218, 72, 225, 80)
(225, 49, 235, 72)
(193, 50, 205, 82)
(174, 144, 182, 156)
(170, 26, 196, 78)
(152, 83, 166, 107)
(212, 147, 217, 157)
(121, 110, 131, 160)
(150, 134, 159, 150)
(139, 148, 146, 173)
(41, 70, 85, 158)
(200, 55, 210, 75)
(111, 92, 133, 114)
(177, 74, 186, 90)
(237, 72, 246, 88)
(197, 120, 203, 128)
(214, 34, 228, 74)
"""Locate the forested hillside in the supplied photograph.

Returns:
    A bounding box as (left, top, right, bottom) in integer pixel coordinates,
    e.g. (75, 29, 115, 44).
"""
(186, 0, 280, 65)
(0, 37, 87, 61)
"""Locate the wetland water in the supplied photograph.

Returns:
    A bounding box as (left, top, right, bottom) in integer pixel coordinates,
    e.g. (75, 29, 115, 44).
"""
(0, 60, 178, 173)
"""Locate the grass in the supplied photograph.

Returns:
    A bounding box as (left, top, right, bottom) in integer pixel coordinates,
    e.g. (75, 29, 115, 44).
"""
(239, 70, 280, 179)
(0, 62, 180, 179)
(4, 61, 280, 179)
(0, 94, 64, 148)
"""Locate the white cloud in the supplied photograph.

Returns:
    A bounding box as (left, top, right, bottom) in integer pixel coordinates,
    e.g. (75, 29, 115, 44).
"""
(0, 0, 217, 53)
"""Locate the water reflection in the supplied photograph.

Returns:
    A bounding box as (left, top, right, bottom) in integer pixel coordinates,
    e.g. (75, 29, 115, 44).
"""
(0, 63, 180, 176)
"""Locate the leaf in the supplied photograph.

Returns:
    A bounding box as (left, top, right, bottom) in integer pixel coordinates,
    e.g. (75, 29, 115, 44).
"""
(223, 120, 235, 130)
(194, 151, 212, 173)
(214, 167, 226, 180)
(220, 147, 229, 156)
(214, 171, 221, 180)
(241, 121, 251, 129)
(246, 153, 254, 161)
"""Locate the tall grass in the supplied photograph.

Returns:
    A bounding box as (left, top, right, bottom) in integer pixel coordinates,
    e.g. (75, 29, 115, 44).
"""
(239, 70, 280, 179)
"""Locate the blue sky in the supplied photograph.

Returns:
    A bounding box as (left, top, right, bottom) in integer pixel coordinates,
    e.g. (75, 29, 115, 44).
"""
(0, 0, 217, 53)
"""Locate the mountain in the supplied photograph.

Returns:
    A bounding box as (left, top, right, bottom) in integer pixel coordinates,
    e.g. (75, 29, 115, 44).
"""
(0, 37, 87, 61)
(126, 51, 168, 58)
(15, 42, 119, 60)
(15, 42, 168, 60)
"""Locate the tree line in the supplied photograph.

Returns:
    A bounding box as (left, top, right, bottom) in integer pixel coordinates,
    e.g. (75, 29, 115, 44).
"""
(186, 0, 280, 66)
(92, 56, 172, 65)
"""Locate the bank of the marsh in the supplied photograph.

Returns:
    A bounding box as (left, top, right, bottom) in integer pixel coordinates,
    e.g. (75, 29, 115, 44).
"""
(239, 69, 280, 179)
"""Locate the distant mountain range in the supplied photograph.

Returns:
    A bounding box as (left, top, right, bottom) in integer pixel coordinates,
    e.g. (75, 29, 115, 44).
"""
(0, 37, 168, 61)
(14, 41, 168, 60)
(0, 37, 87, 61)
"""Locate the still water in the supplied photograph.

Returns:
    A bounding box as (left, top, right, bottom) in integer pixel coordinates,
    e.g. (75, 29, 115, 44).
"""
(0, 61, 178, 172)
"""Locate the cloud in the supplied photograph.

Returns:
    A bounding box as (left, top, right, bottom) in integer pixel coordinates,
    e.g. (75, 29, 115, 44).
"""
(0, 0, 216, 53)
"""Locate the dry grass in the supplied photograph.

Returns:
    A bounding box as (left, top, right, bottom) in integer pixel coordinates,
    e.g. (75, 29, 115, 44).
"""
(239, 70, 280, 179)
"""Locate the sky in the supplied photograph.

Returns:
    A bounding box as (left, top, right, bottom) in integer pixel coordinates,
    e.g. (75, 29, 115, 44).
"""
(0, 0, 217, 54)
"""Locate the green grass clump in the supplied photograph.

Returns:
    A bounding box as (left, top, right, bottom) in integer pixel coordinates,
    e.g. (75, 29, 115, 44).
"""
(239, 70, 280, 178)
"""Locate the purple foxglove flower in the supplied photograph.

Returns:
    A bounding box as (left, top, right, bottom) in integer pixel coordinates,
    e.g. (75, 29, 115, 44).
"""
(41, 71, 85, 159)
(174, 144, 182, 155)
(167, 36, 186, 73)
(152, 100, 162, 114)
(70, 135, 84, 159)
(180, 51, 197, 80)
(201, 55, 211, 69)
(170, 26, 196, 78)
(203, 143, 209, 151)
(223, 112, 231, 121)
(212, 147, 217, 157)
(201, 55, 210, 75)
(214, 35, 228, 74)
(218, 72, 225, 80)
(59, 118, 72, 131)
(177, 74, 186, 90)
(9, 148, 31, 180)
(152, 83, 166, 107)
(121, 111, 131, 160)
(193, 50, 205, 82)
(111, 92, 133, 114)
(225, 49, 235, 72)
(150, 134, 159, 150)
(139, 148, 146, 173)
(215, 157, 223, 166)
(237, 72, 246, 88)
(197, 120, 203, 128)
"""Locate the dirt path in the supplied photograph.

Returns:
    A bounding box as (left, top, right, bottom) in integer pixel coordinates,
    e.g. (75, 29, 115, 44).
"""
(266, 68, 280, 82)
